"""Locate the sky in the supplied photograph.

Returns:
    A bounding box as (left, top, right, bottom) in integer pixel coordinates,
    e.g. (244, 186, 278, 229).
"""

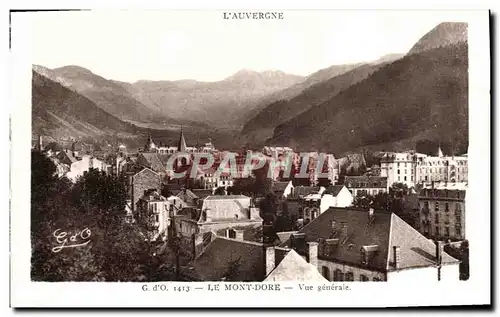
(17, 10, 471, 82)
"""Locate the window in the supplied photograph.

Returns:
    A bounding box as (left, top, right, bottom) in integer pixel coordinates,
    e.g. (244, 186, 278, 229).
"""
(322, 266, 330, 281)
(455, 225, 462, 237)
(435, 202, 439, 212)
(445, 203, 449, 212)
(404, 176, 407, 181)
(155, 214, 159, 222)
(334, 269, 344, 281)
(345, 272, 354, 281)
(397, 169, 400, 174)
(435, 213, 439, 223)
(445, 227, 450, 237)
(435, 226, 440, 236)
(360, 275, 369, 282)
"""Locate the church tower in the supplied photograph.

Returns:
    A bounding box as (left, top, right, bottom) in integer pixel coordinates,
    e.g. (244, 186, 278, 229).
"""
(176, 126, 189, 169)
(144, 135, 156, 152)
(177, 126, 187, 152)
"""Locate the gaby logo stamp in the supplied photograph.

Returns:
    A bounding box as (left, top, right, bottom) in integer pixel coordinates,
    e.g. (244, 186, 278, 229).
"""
(51, 228, 92, 253)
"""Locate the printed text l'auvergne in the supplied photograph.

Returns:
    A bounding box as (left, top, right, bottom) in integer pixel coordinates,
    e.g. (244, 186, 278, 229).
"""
(223, 12, 284, 20)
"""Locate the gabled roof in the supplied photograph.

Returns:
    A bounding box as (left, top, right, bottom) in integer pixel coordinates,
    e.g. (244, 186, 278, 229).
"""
(388, 215, 458, 269)
(183, 237, 265, 281)
(138, 152, 164, 172)
(272, 181, 291, 193)
(283, 208, 458, 272)
(132, 167, 159, 178)
(265, 249, 328, 282)
(324, 185, 346, 197)
(205, 195, 248, 200)
(190, 189, 213, 200)
(276, 231, 297, 243)
(57, 150, 77, 164)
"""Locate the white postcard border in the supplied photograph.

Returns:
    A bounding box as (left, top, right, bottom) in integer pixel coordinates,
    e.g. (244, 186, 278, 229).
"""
(8, 6, 491, 308)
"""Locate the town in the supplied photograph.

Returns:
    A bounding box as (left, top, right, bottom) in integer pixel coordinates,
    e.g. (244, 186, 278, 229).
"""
(31, 129, 469, 283)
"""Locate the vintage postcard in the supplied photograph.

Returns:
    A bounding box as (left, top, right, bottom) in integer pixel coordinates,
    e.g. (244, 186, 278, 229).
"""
(9, 6, 491, 308)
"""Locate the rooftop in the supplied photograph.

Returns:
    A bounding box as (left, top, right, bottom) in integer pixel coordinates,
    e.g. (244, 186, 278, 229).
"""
(272, 181, 292, 193)
(205, 195, 249, 200)
(282, 208, 459, 272)
(183, 236, 265, 281)
(324, 185, 346, 197)
(265, 249, 329, 282)
(422, 182, 468, 191)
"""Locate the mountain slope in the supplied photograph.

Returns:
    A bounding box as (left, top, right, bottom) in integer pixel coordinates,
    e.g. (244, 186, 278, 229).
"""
(124, 70, 304, 128)
(238, 63, 364, 127)
(32, 70, 140, 139)
(32, 70, 243, 150)
(241, 62, 391, 145)
(269, 42, 468, 155)
(408, 22, 468, 55)
(32, 65, 169, 124)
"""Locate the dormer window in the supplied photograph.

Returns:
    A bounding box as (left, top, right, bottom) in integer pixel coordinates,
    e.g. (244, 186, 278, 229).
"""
(361, 245, 379, 265)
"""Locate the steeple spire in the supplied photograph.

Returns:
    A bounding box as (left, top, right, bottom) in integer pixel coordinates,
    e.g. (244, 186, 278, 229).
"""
(177, 125, 187, 152)
(437, 143, 444, 158)
(145, 134, 156, 152)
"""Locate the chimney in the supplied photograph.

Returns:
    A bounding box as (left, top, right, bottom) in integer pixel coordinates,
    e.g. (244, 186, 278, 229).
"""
(307, 242, 318, 269)
(38, 135, 43, 151)
(234, 229, 244, 241)
(368, 208, 375, 223)
(435, 240, 443, 265)
(393, 246, 401, 269)
(266, 247, 275, 276)
(192, 233, 204, 259)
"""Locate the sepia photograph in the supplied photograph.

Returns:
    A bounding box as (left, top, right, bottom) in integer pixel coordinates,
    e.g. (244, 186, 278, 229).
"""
(9, 6, 491, 308)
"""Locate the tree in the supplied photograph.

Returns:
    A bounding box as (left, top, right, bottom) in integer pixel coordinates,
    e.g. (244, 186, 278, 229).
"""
(259, 192, 279, 223)
(390, 182, 409, 198)
(31, 155, 166, 282)
(71, 168, 127, 229)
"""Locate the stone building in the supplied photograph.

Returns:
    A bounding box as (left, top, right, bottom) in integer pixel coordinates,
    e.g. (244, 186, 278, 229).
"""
(418, 182, 467, 241)
(173, 195, 263, 259)
(344, 176, 388, 197)
(380, 150, 468, 190)
(280, 207, 460, 282)
(126, 167, 161, 213)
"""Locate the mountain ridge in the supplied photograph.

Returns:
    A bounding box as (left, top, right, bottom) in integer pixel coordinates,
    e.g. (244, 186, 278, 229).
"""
(268, 42, 468, 156)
